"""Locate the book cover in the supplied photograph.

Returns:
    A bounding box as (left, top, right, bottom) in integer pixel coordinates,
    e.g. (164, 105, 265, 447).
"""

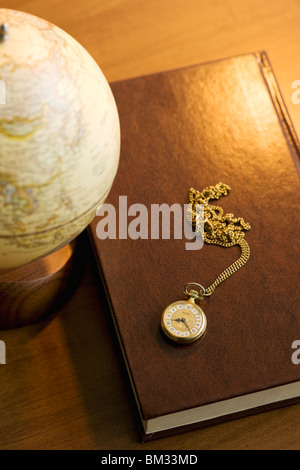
(89, 51, 300, 440)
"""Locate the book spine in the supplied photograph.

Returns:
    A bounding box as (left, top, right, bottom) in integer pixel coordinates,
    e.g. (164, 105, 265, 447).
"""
(255, 51, 300, 172)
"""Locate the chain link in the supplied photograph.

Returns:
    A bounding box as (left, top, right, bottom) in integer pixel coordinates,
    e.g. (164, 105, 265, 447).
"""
(187, 183, 251, 296)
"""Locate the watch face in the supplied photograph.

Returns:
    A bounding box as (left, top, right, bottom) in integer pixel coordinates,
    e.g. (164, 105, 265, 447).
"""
(161, 300, 207, 344)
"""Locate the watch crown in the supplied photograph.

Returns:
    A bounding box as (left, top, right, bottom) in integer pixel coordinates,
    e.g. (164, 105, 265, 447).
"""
(187, 290, 199, 302)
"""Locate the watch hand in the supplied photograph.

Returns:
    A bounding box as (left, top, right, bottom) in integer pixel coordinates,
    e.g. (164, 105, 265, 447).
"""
(182, 318, 191, 333)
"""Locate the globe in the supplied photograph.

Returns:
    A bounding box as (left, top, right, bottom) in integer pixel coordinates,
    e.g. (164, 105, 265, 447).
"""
(0, 9, 120, 271)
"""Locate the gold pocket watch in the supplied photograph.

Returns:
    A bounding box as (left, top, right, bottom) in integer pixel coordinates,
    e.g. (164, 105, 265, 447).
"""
(161, 284, 207, 344)
(160, 183, 251, 345)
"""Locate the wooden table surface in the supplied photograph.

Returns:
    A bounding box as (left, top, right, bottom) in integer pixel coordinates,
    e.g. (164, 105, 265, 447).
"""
(1, 0, 300, 450)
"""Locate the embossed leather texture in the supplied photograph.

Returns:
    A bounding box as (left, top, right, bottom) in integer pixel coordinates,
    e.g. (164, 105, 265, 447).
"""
(89, 52, 300, 440)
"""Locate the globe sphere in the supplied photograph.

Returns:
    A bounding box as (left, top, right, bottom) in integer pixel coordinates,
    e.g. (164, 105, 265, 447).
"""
(0, 9, 120, 270)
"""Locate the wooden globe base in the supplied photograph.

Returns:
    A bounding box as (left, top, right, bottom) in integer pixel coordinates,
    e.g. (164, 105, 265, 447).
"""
(0, 242, 82, 330)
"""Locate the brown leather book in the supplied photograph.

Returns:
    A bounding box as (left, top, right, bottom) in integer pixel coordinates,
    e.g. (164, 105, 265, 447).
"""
(89, 51, 300, 440)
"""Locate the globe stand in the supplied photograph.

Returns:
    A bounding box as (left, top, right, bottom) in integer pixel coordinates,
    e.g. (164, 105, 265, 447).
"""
(0, 241, 83, 330)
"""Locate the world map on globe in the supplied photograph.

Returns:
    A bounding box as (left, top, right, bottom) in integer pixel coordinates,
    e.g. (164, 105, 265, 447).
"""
(0, 9, 120, 270)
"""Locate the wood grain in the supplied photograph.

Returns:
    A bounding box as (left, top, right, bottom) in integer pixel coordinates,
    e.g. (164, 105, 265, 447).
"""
(0, 243, 81, 329)
(0, 0, 300, 450)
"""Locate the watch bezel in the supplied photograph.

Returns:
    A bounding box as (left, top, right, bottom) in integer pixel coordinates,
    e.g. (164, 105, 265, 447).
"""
(161, 300, 207, 344)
